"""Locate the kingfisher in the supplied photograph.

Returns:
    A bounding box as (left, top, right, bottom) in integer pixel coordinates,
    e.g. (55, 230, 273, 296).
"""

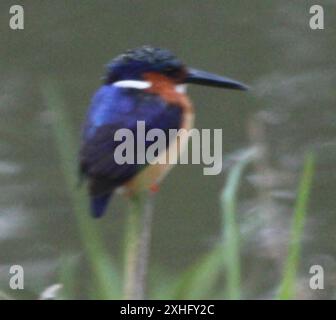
(79, 46, 247, 218)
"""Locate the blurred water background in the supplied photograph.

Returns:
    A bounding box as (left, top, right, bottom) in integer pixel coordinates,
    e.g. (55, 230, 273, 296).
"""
(0, 0, 335, 299)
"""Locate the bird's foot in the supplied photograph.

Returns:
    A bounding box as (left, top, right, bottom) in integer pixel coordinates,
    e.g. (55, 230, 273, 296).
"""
(150, 183, 160, 194)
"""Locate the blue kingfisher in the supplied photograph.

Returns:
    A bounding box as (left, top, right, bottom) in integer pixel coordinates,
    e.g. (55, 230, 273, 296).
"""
(79, 45, 247, 218)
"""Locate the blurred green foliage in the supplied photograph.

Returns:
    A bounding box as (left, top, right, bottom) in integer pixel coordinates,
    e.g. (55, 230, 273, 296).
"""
(42, 82, 315, 300)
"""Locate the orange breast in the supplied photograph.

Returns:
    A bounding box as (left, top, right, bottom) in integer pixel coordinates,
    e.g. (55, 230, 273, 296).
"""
(123, 72, 194, 195)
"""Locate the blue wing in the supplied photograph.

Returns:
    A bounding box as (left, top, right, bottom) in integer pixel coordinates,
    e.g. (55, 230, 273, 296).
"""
(80, 85, 182, 216)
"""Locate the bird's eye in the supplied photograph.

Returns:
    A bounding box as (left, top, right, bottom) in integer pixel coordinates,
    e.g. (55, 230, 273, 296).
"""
(164, 66, 181, 78)
(164, 67, 175, 73)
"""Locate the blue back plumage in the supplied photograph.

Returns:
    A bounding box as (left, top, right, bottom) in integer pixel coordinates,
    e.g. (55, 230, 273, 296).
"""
(80, 84, 183, 217)
(83, 85, 136, 139)
(91, 193, 112, 218)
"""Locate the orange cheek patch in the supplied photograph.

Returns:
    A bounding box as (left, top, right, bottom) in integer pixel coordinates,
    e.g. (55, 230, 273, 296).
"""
(143, 72, 193, 114)
(143, 72, 177, 103)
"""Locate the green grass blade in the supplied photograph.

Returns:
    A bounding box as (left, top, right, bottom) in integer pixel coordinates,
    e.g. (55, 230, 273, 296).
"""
(278, 152, 315, 299)
(41, 79, 120, 299)
(221, 148, 257, 300)
(153, 245, 223, 299)
(154, 149, 257, 300)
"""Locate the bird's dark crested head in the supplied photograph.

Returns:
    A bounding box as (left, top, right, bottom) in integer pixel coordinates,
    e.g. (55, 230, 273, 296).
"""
(104, 45, 186, 84)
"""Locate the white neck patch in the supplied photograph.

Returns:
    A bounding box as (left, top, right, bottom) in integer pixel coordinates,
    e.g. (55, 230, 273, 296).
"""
(113, 80, 151, 89)
(113, 80, 187, 94)
(175, 84, 187, 94)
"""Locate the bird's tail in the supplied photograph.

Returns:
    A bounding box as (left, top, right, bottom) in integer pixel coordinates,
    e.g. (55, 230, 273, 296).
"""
(90, 192, 113, 218)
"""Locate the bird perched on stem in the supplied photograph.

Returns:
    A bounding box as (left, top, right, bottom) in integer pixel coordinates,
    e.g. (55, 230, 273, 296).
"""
(80, 45, 247, 217)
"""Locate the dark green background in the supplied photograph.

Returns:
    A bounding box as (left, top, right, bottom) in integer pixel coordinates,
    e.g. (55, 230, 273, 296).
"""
(0, 1, 335, 299)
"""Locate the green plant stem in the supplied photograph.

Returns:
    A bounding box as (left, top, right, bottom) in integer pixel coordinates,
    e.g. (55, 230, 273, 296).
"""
(221, 148, 257, 300)
(123, 192, 154, 299)
(278, 152, 315, 299)
(42, 80, 119, 299)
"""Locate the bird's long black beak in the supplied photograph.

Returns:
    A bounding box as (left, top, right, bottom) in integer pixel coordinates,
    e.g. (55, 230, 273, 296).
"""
(186, 68, 248, 91)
